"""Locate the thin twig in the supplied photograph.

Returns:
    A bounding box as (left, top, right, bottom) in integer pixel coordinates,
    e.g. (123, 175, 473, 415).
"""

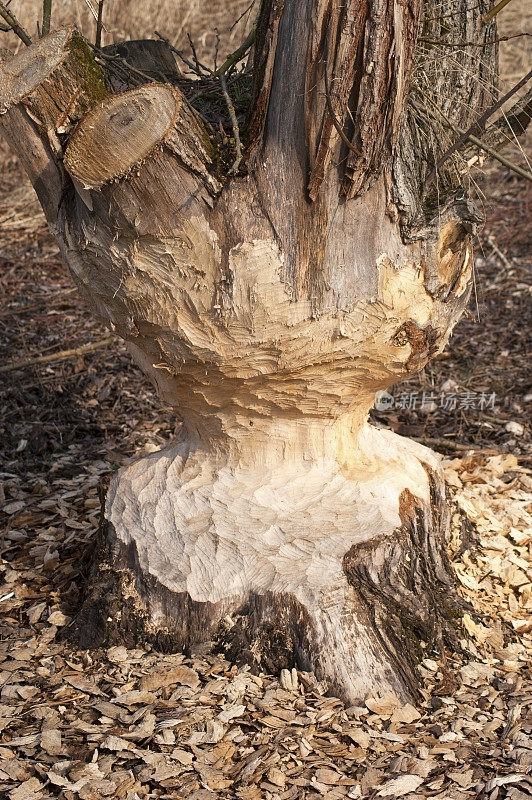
(482, 87, 532, 153)
(157, 27, 254, 81)
(89, 43, 156, 86)
(423, 2, 492, 23)
(0, 337, 115, 375)
(229, 0, 256, 32)
(421, 437, 501, 455)
(419, 32, 530, 47)
(414, 97, 532, 183)
(429, 68, 532, 177)
(41, 0, 52, 37)
(323, 66, 362, 156)
(98, 57, 132, 86)
(83, 0, 99, 23)
(186, 70, 241, 105)
(0, 1, 32, 46)
(483, 0, 513, 21)
(466, 131, 532, 181)
(213, 27, 220, 72)
(220, 73, 242, 173)
(154, 30, 203, 76)
(95, 0, 104, 49)
(212, 28, 255, 77)
(187, 32, 211, 76)
(486, 234, 513, 271)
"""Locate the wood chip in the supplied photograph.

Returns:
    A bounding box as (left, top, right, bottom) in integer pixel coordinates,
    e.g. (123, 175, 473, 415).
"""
(376, 774, 424, 796)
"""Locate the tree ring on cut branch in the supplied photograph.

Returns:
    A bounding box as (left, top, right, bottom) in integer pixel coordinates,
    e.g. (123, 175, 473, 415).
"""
(64, 84, 181, 189)
(0, 29, 70, 111)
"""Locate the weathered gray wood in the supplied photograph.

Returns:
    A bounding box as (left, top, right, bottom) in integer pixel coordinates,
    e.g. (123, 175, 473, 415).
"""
(101, 39, 181, 90)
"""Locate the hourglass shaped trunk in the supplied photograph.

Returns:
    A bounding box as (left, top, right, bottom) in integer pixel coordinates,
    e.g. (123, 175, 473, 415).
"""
(0, 0, 497, 702)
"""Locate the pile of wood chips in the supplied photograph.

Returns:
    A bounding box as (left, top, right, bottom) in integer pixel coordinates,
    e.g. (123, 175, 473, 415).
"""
(1, 4, 531, 795)
(0, 451, 530, 800)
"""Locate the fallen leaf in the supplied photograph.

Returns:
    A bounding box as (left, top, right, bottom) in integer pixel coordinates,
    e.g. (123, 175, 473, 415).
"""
(40, 728, 61, 756)
(141, 664, 199, 691)
(9, 777, 44, 800)
(376, 774, 424, 797)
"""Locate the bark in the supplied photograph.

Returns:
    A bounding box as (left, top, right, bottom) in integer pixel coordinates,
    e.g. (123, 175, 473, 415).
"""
(0, 3, 498, 703)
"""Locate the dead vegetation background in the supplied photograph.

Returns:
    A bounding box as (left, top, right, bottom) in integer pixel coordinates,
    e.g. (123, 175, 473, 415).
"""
(0, 0, 256, 58)
(0, 1, 530, 798)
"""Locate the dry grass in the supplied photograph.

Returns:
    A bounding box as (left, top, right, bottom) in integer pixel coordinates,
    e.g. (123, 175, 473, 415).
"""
(497, 0, 530, 91)
(494, 0, 531, 180)
(3, 0, 256, 64)
(3, 0, 528, 76)
(3, 0, 529, 89)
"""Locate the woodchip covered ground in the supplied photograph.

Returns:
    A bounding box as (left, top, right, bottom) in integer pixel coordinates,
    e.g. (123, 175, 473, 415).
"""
(0, 3, 531, 799)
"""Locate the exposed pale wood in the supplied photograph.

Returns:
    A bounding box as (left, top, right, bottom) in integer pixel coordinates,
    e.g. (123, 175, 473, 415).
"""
(247, 0, 497, 299)
(0, 28, 106, 125)
(79, 425, 459, 702)
(0, 11, 499, 703)
(64, 85, 181, 188)
(57, 78, 470, 698)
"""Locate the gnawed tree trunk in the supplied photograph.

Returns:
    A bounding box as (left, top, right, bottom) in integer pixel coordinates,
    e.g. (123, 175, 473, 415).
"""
(0, 0, 499, 702)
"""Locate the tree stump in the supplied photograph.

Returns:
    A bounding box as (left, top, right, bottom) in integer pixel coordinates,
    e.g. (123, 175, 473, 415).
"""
(0, 0, 498, 703)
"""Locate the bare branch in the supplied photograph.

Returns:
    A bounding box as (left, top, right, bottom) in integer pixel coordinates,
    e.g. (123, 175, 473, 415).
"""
(430, 68, 532, 176)
(229, 0, 256, 33)
(156, 25, 255, 86)
(415, 96, 532, 183)
(0, 2, 32, 46)
(154, 30, 204, 76)
(465, 130, 532, 181)
(483, 0, 513, 21)
(0, 337, 115, 375)
(220, 73, 242, 173)
(41, 0, 52, 37)
(187, 32, 211, 76)
(419, 32, 530, 47)
(482, 86, 532, 150)
(95, 0, 104, 48)
(89, 44, 156, 86)
(212, 28, 255, 77)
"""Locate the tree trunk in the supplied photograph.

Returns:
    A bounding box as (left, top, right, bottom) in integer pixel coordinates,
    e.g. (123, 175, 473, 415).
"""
(0, 0, 498, 703)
